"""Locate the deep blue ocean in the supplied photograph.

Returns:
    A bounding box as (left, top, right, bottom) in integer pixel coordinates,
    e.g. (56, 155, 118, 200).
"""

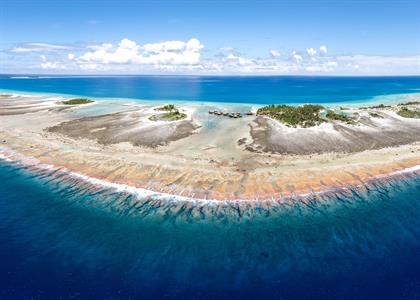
(1, 75, 420, 104)
(0, 161, 419, 299)
(1, 75, 420, 299)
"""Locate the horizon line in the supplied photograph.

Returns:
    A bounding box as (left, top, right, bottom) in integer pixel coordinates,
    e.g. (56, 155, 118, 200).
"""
(2, 73, 420, 78)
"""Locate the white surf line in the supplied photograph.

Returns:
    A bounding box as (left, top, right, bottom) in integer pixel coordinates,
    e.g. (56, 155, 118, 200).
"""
(0, 153, 12, 162)
(0, 146, 419, 205)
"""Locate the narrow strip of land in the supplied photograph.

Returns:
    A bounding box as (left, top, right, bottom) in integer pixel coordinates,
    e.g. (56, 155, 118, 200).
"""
(0, 93, 419, 200)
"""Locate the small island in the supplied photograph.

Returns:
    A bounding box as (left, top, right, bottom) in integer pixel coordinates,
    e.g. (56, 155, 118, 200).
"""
(398, 101, 420, 106)
(360, 103, 392, 110)
(256, 104, 325, 127)
(256, 104, 359, 127)
(62, 98, 94, 105)
(150, 104, 187, 121)
(155, 104, 176, 111)
(397, 107, 420, 119)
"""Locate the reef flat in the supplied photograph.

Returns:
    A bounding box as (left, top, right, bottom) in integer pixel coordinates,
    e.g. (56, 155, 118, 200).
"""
(0, 93, 419, 201)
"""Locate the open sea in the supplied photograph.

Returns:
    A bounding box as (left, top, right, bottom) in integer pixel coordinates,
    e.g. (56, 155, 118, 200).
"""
(1, 75, 420, 105)
(0, 75, 420, 299)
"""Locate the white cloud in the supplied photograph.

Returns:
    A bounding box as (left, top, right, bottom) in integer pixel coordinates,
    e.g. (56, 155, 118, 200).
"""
(219, 47, 235, 52)
(224, 53, 254, 66)
(78, 39, 139, 64)
(88, 43, 113, 51)
(143, 40, 185, 53)
(326, 61, 338, 68)
(335, 54, 420, 67)
(39, 55, 66, 69)
(306, 48, 317, 57)
(76, 38, 204, 66)
(11, 43, 70, 53)
(292, 53, 303, 63)
(6, 38, 419, 75)
(40, 61, 65, 69)
(304, 61, 338, 72)
(270, 50, 281, 58)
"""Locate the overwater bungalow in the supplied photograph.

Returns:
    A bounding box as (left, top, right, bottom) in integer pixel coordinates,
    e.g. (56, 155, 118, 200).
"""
(209, 109, 243, 119)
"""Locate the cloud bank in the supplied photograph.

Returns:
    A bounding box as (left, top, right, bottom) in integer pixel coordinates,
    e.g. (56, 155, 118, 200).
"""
(3, 38, 420, 75)
(75, 38, 203, 67)
(10, 43, 71, 53)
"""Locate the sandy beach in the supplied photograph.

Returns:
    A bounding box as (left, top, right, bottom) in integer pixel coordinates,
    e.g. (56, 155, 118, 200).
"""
(0, 93, 419, 201)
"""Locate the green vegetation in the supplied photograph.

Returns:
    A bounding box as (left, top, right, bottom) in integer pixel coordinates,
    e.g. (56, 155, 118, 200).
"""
(369, 112, 383, 118)
(62, 98, 94, 105)
(150, 104, 187, 121)
(361, 103, 391, 110)
(162, 110, 187, 120)
(397, 107, 420, 119)
(326, 111, 354, 124)
(155, 104, 176, 111)
(256, 104, 325, 127)
(149, 111, 187, 121)
(397, 101, 420, 106)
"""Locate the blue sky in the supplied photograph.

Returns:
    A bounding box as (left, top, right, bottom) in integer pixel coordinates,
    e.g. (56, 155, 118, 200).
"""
(1, 0, 419, 75)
